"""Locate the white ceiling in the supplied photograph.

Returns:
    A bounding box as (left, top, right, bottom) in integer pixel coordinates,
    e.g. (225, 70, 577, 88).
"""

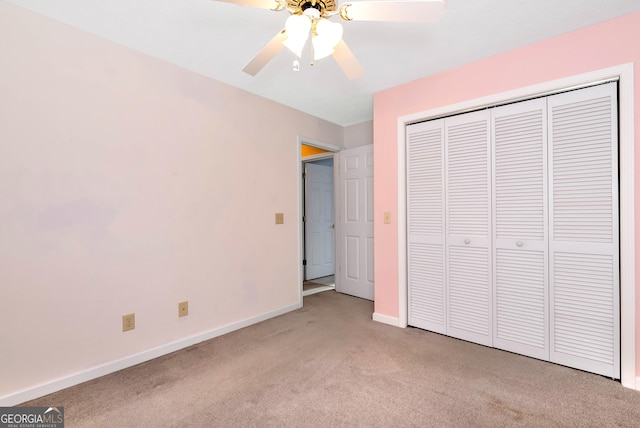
(5, 0, 640, 126)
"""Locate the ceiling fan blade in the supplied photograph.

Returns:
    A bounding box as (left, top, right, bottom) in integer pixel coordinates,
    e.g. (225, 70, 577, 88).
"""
(332, 40, 364, 80)
(339, 0, 446, 23)
(242, 29, 287, 76)
(213, 0, 285, 11)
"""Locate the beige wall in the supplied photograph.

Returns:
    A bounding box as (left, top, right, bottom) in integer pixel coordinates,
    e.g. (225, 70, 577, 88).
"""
(0, 2, 343, 403)
(343, 120, 373, 149)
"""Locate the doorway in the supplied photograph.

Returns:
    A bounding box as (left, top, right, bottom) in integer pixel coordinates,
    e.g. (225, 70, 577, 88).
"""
(299, 141, 375, 301)
(301, 141, 338, 297)
(405, 82, 620, 378)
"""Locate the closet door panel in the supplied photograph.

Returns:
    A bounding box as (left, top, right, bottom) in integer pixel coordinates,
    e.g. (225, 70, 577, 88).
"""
(491, 99, 549, 360)
(445, 110, 492, 346)
(448, 245, 490, 336)
(548, 83, 619, 378)
(495, 249, 546, 351)
(407, 120, 446, 333)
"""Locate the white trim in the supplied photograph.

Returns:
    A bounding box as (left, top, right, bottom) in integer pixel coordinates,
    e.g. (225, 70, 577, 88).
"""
(302, 152, 334, 162)
(373, 312, 403, 327)
(302, 285, 335, 296)
(332, 151, 341, 293)
(0, 302, 302, 406)
(397, 122, 409, 328)
(298, 137, 304, 306)
(618, 64, 636, 390)
(396, 63, 635, 389)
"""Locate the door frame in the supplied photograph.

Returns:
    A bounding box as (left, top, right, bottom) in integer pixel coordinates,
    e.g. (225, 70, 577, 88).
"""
(298, 137, 340, 301)
(396, 64, 635, 389)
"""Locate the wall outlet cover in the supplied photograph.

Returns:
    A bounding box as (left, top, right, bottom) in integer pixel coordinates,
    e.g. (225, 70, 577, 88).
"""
(179, 301, 189, 318)
(122, 313, 135, 332)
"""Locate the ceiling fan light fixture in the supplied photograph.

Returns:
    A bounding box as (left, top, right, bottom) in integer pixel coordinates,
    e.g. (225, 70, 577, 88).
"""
(225, 0, 448, 78)
(311, 37, 333, 60)
(303, 7, 321, 19)
(300, 0, 324, 18)
(282, 14, 311, 57)
(312, 19, 343, 60)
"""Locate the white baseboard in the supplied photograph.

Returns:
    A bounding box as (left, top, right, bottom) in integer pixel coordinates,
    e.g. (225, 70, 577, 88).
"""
(372, 312, 402, 327)
(302, 285, 335, 296)
(0, 302, 302, 406)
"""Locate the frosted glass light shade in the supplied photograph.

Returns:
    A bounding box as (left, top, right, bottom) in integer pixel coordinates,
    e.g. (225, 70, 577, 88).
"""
(283, 14, 311, 57)
(312, 19, 343, 60)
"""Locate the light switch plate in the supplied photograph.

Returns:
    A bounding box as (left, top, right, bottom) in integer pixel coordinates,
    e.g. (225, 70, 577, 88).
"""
(384, 212, 391, 224)
(275, 213, 284, 224)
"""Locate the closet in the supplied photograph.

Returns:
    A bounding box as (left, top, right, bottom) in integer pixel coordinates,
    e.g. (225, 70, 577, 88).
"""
(407, 82, 619, 378)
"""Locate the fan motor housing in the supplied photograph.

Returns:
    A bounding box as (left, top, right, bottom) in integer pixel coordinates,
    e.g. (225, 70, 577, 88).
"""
(287, 0, 337, 16)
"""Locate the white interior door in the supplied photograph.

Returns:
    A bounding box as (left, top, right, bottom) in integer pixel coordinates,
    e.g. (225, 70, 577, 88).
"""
(336, 145, 374, 300)
(407, 119, 446, 333)
(492, 98, 549, 360)
(444, 110, 493, 346)
(548, 83, 619, 378)
(304, 162, 334, 280)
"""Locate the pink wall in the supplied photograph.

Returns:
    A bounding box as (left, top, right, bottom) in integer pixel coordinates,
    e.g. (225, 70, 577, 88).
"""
(373, 11, 640, 369)
(0, 2, 343, 403)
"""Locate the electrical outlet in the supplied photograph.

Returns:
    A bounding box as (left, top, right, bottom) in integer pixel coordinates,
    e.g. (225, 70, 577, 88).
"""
(178, 301, 189, 318)
(122, 313, 135, 332)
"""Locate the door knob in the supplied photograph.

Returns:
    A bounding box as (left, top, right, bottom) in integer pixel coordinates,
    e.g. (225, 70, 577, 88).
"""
(516, 241, 523, 247)
(464, 239, 470, 244)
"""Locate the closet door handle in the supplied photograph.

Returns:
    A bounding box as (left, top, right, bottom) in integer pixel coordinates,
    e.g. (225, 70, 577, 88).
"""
(516, 241, 523, 247)
(464, 239, 471, 245)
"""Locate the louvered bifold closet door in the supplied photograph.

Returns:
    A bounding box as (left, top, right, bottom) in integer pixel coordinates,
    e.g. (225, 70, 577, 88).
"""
(548, 83, 620, 378)
(491, 99, 549, 360)
(407, 119, 446, 333)
(445, 110, 492, 346)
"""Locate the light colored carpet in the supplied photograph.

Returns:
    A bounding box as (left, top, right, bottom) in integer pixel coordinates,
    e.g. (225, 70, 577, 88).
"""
(23, 291, 640, 427)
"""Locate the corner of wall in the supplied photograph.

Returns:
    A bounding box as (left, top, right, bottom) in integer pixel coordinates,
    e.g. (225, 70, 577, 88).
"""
(372, 312, 402, 327)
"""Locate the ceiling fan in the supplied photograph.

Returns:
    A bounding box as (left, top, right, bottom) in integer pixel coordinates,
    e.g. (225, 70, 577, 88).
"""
(213, 0, 447, 80)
